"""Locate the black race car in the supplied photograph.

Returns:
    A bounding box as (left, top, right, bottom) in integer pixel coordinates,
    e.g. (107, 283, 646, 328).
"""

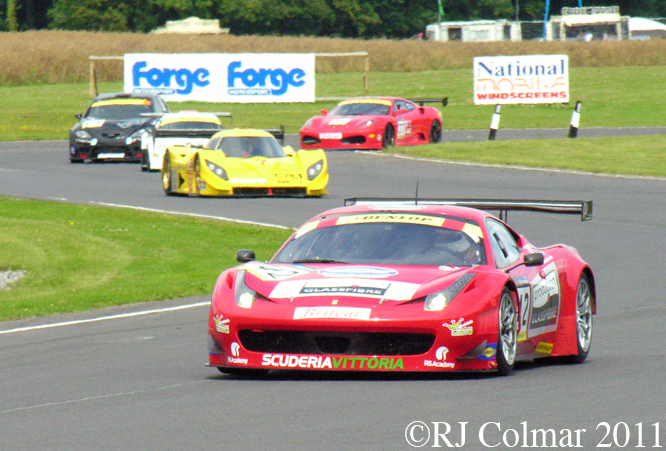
(69, 92, 170, 163)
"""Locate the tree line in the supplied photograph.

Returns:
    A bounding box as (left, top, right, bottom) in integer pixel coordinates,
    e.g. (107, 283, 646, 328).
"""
(3, 0, 665, 37)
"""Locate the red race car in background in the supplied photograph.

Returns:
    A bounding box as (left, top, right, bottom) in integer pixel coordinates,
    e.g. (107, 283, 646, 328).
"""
(300, 97, 447, 150)
(207, 198, 595, 377)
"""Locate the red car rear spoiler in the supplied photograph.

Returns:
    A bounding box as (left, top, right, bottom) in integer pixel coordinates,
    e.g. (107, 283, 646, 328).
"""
(343, 198, 593, 222)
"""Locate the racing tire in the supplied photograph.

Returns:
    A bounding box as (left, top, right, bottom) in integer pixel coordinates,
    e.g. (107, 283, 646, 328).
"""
(429, 120, 442, 144)
(217, 367, 269, 378)
(382, 124, 395, 149)
(192, 155, 202, 197)
(140, 151, 148, 172)
(162, 151, 174, 196)
(566, 273, 593, 364)
(496, 288, 518, 376)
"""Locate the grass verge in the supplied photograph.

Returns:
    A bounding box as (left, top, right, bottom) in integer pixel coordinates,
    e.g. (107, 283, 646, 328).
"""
(0, 198, 292, 321)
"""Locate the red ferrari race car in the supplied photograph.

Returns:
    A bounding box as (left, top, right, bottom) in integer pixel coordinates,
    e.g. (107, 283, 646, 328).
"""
(300, 97, 446, 150)
(207, 198, 595, 376)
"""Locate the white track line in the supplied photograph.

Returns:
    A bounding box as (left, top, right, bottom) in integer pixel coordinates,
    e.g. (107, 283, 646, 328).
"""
(91, 202, 292, 229)
(0, 301, 209, 335)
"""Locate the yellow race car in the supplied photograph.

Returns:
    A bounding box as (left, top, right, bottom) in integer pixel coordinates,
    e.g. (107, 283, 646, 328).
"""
(161, 128, 328, 197)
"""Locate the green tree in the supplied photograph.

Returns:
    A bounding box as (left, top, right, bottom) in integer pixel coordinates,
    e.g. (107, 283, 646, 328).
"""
(48, 0, 129, 31)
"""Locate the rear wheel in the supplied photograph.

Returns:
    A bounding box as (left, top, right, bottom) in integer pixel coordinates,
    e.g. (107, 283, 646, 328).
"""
(568, 273, 593, 363)
(161, 151, 174, 196)
(140, 150, 148, 172)
(382, 124, 395, 149)
(429, 120, 442, 143)
(496, 288, 518, 376)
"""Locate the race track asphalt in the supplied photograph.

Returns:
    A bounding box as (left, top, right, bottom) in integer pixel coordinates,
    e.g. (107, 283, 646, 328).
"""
(0, 133, 665, 450)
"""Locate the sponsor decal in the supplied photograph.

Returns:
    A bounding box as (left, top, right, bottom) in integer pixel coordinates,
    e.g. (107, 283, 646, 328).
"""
(478, 343, 497, 360)
(319, 132, 343, 140)
(261, 354, 404, 370)
(443, 318, 474, 336)
(245, 263, 313, 281)
(133, 61, 210, 95)
(317, 266, 398, 278)
(270, 278, 418, 301)
(529, 266, 561, 335)
(213, 314, 230, 333)
(327, 118, 351, 126)
(199, 180, 206, 190)
(535, 342, 554, 355)
(227, 342, 248, 365)
(424, 346, 455, 368)
(336, 213, 445, 228)
(293, 306, 371, 320)
(81, 119, 105, 128)
(300, 280, 388, 296)
(227, 61, 306, 96)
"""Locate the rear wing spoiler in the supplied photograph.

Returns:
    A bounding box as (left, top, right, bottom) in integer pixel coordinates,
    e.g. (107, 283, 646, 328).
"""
(154, 129, 221, 139)
(343, 198, 593, 222)
(408, 97, 448, 107)
(266, 125, 285, 145)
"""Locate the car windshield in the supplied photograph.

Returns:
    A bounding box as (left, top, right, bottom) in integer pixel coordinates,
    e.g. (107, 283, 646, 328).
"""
(209, 136, 286, 158)
(328, 102, 390, 116)
(160, 121, 221, 130)
(273, 220, 487, 267)
(85, 99, 154, 120)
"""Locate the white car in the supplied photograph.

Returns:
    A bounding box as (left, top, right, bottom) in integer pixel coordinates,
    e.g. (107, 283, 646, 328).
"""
(140, 111, 231, 172)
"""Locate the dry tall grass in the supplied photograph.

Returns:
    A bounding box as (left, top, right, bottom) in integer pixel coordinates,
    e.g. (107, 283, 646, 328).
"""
(1, 30, 666, 85)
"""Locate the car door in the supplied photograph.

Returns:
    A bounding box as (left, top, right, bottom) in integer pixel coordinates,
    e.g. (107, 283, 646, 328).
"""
(485, 219, 562, 349)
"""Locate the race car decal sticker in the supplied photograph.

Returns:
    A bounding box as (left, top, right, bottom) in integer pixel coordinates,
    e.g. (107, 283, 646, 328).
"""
(328, 117, 352, 126)
(529, 265, 561, 337)
(213, 314, 230, 333)
(424, 346, 455, 368)
(293, 306, 371, 320)
(294, 220, 320, 238)
(269, 278, 419, 301)
(319, 132, 342, 140)
(336, 213, 445, 228)
(317, 266, 398, 278)
(91, 98, 152, 107)
(397, 119, 412, 138)
(227, 342, 248, 365)
(81, 119, 105, 129)
(462, 223, 484, 242)
(245, 263, 313, 281)
(261, 354, 404, 370)
(535, 342, 554, 354)
(443, 318, 474, 336)
(477, 343, 497, 360)
(339, 99, 392, 106)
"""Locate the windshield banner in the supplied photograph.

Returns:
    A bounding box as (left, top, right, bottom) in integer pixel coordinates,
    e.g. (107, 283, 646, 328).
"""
(473, 55, 569, 105)
(124, 53, 315, 103)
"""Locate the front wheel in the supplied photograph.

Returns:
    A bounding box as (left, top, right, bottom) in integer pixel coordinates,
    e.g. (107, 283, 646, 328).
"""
(429, 120, 442, 144)
(382, 124, 395, 149)
(192, 155, 202, 197)
(161, 151, 174, 196)
(568, 273, 593, 364)
(496, 288, 518, 376)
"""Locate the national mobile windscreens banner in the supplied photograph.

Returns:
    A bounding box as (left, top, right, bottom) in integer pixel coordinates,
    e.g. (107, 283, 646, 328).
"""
(473, 55, 569, 105)
(123, 53, 315, 103)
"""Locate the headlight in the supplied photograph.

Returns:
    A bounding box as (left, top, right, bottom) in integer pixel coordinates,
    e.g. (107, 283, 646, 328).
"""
(361, 120, 377, 127)
(125, 129, 145, 145)
(307, 159, 324, 180)
(303, 119, 313, 128)
(205, 160, 228, 180)
(74, 130, 92, 141)
(424, 273, 475, 311)
(234, 270, 257, 309)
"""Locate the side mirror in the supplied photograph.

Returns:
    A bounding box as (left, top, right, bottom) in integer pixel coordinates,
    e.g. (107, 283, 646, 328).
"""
(524, 253, 544, 267)
(75, 113, 82, 119)
(320, 109, 328, 116)
(236, 249, 256, 263)
(283, 146, 296, 157)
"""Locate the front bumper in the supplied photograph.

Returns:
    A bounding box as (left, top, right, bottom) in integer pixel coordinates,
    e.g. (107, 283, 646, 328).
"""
(300, 131, 384, 151)
(69, 140, 142, 162)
